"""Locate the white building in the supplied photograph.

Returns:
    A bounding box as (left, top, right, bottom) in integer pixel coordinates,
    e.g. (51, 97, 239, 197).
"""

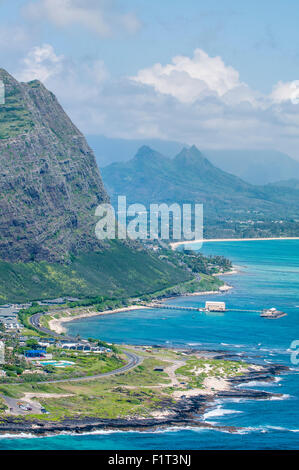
(205, 301, 226, 312)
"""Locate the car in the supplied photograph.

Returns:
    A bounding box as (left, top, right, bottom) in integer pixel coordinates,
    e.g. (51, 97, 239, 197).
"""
(18, 404, 28, 411)
(17, 402, 32, 411)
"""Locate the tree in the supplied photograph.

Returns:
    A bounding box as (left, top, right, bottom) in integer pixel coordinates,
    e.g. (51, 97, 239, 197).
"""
(26, 339, 39, 349)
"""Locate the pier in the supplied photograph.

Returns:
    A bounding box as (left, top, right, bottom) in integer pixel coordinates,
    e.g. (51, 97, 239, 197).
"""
(147, 302, 282, 316)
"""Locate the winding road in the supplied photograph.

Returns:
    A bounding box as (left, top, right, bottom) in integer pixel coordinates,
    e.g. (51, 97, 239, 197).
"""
(29, 311, 71, 339)
(13, 312, 143, 384)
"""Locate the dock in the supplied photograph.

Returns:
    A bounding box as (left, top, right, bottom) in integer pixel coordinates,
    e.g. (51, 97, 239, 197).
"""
(147, 302, 286, 317)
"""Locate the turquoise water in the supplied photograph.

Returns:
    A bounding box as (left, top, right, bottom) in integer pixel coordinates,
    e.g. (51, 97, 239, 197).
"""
(1, 239, 298, 449)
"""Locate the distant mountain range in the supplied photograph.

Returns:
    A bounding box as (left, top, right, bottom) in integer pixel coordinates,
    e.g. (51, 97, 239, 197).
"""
(203, 149, 299, 185)
(87, 135, 299, 185)
(101, 145, 299, 239)
(87, 135, 185, 167)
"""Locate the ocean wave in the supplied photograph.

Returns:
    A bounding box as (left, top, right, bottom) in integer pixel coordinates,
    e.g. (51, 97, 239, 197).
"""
(1, 423, 299, 441)
(269, 394, 290, 400)
(237, 377, 281, 388)
(203, 404, 242, 421)
(0, 432, 38, 439)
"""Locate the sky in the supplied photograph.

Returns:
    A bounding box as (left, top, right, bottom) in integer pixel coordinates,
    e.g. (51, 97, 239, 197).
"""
(1, 0, 299, 159)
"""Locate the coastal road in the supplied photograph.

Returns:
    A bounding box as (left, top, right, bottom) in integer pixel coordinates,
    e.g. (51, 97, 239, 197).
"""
(43, 350, 142, 384)
(29, 312, 73, 339)
(24, 312, 143, 383)
(0, 350, 142, 387)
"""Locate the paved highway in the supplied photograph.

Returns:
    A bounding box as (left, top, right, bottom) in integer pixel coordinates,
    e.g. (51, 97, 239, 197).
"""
(21, 312, 143, 383)
(44, 351, 142, 384)
(0, 352, 141, 414)
(29, 311, 71, 339)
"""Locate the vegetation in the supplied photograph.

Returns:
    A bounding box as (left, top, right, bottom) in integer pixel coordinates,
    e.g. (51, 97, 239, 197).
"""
(18, 303, 49, 330)
(175, 356, 248, 389)
(0, 242, 191, 303)
(0, 348, 252, 422)
(0, 82, 35, 139)
(159, 248, 232, 275)
(0, 244, 230, 305)
(0, 347, 124, 384)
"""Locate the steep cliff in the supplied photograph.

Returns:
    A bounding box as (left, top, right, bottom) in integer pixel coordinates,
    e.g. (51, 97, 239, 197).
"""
(0, 69, 193, 303)
(0, 69, 109, 262)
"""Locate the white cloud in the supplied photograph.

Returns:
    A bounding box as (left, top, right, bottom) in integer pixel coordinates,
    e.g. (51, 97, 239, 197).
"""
(132, 48, 247, 104)
(271, 80, 299, 104)
(18, 44, 64, 82)
(24, 0, 141, 37)
(13, 45, 299, 159)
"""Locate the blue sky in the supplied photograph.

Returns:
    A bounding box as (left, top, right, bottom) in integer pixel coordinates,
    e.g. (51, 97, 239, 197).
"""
(1, 0, 299, 158)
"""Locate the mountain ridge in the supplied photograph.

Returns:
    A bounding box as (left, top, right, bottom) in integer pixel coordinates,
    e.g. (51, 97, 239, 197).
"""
(0, 69, 109, 262)
(0, 69, 194, 302)
(89, 134, 299, 185)
(102, 145, 299, 239)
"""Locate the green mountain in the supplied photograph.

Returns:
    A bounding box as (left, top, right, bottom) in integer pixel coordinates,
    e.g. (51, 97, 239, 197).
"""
(102, 145, 299, 239)
(0, 68, 110, 263)
(0, 70, 191, 303)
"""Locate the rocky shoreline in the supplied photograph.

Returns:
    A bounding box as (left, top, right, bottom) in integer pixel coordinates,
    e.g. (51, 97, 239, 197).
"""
(0, 363, 288, 437)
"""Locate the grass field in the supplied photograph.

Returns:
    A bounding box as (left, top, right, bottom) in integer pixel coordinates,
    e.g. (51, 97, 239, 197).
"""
(0, 348, 252, 422)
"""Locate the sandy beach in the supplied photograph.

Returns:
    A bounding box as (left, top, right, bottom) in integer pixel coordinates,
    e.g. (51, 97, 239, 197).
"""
(170, 236, 299, 249)
(48, 305, 148, 335)
(48, 284, 233, 335)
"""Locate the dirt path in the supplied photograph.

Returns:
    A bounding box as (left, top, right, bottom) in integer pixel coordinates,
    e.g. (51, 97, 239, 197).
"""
(163, 360, 185, 387)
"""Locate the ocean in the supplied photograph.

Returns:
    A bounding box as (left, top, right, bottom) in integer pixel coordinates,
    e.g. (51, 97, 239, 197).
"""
(1, 239, 298, 450)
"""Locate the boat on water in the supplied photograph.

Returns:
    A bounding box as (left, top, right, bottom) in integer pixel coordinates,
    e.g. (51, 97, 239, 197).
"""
(260, 307, 287, 319)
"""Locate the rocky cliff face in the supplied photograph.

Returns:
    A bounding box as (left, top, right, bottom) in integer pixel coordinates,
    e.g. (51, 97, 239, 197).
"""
(0, 69, 109, 262)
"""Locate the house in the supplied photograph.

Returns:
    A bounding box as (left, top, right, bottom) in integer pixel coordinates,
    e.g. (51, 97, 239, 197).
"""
(0, 305, 18, 318)
(60, 342, 78, 350)
(38, 341, 51, 348)
(0, 306, 21, 331)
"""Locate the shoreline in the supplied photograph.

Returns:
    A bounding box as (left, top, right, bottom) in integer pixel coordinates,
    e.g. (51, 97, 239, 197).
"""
(0, 361, 288, 438)
(170, 236, 299, 249)
(48, 305, 149, 335)
(0, 242, 293, 440)
(48, 283, 234, 335)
